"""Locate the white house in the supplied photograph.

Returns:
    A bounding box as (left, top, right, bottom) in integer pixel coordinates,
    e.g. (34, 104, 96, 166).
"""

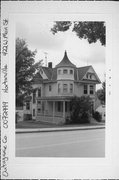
(24, 51, 101, 124)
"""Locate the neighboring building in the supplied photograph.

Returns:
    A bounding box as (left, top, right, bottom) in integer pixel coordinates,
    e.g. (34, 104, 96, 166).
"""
(24, 51, 101, 124)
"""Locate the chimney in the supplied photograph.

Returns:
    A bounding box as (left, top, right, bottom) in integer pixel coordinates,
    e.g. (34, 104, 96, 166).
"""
(48, 62, 52, 68)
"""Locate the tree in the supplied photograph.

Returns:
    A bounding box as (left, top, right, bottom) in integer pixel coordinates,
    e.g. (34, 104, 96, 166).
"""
(16, 38, 41, 107)
(69, 96, 92, 124)
(97, 81, 106, 104)
(51, 21, 106, 46)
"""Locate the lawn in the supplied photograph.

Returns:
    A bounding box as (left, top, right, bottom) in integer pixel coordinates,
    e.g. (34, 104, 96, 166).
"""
(16, 119, 104, 129)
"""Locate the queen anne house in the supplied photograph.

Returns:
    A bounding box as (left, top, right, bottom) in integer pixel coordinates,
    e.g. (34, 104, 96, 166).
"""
(24, 51, 101, 124)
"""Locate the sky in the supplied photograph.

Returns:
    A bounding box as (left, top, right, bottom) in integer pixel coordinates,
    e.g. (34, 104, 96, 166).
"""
(16, 16, 105, 89)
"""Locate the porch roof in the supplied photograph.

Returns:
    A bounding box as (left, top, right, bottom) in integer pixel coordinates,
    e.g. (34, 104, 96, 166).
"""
(37, 96, 73, 101)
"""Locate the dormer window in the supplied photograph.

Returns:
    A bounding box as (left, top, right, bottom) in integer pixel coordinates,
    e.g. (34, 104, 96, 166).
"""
(63, 69, 68, 74)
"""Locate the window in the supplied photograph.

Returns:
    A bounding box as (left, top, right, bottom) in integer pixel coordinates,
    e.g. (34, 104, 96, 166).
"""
(33, 109, 35, 116)
(58, 83, 61, 93)
(70, 83, 73, 93)
(26, 102, 30, 110)
(63, 84, 68, 93)
(63, 69, 68, 74)
(58, 102, 61, 112)
(70, 69, 73, 74)
(65, 102, 68, 112)
(90, 74, 92, 79)
(33, 90, 36, 103)
(58, 69, 61, 74)
(37, 101, 41, 105)
(84, 85, 88, 94)
(37, 108, 41, 113)
(38, 88, 41, 97)
(49, 85, 52, 91)
(86, 74, 88, 79)
(90, 85, 94, 94)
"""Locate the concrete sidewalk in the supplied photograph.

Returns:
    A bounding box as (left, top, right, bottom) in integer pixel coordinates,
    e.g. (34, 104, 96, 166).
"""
(16, 124, 105, 134)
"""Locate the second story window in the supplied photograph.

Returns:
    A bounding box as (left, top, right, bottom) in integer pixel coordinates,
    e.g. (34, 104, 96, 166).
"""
(70, 83, 73, 93)
(63, 84, 68, 93)
(38, 88, 41, 97)
(49, 85, 52, 91)
(63, 69, 68, 74)
(58, 83, 61, 93)
(26, 102, 30, 110)
(33, 90, 36, 104)
(90, 85, 94, 94)
(84, 85, 88, 94)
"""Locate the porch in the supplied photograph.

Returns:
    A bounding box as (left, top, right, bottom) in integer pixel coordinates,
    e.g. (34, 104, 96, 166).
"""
(36, 96, 71, 124)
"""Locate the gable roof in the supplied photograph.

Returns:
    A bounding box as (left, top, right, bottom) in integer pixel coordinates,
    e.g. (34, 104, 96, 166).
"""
(77, 66, 91, 80)
(42, 67, 52, 80)
(55, 51, 76, 68)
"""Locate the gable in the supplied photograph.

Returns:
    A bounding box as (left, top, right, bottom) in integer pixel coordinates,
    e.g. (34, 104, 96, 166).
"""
(82, 66, 101, 83)
(39, 67, 49, 80)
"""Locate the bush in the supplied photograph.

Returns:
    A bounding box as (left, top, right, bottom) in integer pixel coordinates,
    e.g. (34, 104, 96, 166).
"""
(93, 111, 102, 122)
(24, 114, 32, 121)
(70, 96, 91, 124)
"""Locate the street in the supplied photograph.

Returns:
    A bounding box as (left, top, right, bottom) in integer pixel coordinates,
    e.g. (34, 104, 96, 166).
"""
(16, 129, 105, 157)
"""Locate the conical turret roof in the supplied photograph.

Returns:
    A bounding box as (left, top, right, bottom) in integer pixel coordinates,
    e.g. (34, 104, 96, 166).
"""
(55, 51, 76, 68)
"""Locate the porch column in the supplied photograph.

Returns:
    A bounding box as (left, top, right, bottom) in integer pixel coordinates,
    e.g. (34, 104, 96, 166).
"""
(44, 100, 48, 115)
(63, 101, 65, 118)
(53, 101, 55, 120)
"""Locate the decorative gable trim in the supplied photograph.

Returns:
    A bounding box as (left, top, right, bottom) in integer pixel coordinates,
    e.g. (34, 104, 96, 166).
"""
(81, 66, 101, 83)
(39, 67, 48, 80)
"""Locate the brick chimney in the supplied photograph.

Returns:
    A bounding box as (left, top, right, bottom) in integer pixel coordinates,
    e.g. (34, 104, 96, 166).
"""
(48, 62, 52, 68)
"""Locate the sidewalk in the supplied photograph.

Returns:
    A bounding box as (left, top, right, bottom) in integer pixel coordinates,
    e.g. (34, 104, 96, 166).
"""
(16, 124, 105, 134)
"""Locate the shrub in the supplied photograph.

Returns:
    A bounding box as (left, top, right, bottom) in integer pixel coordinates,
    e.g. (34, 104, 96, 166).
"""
(93, 111, 102, 122)
(70, 96, 91, 124)
(24, 114, 32, 121)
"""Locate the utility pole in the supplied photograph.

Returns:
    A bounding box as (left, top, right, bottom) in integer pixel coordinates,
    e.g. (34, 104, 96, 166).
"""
(44, 52, 48, 67)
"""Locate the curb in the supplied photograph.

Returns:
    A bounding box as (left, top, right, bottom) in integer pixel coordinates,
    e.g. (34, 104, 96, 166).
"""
(16, 125, 105, 134)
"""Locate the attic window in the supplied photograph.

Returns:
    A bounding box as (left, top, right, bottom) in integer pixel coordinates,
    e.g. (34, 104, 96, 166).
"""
(58, 69, 61, 74)
(63, 69, 68, 74)
(70, 70, 73, 74)
(90, 74, 92, 79)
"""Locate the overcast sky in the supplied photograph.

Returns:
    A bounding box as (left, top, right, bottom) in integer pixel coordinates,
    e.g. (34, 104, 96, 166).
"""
(16, 16, 105, 89)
